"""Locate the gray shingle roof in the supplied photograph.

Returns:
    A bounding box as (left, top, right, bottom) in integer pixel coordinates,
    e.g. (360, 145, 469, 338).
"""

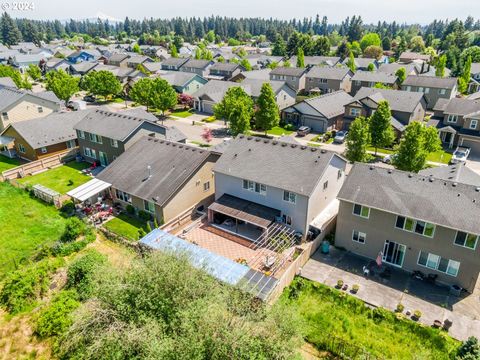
(471, 63, 480, 75)
(159, 71, 202, 87)
(306, 66, 351, 81)
(302, 90, 354, 119)
(181, 59, 212, 69)
(97, 136, 211, 206)
(8, 110, 90, 148)
(191, 80, 239, 102)
(161, 57, 189, 67)
(290, 56, 340, 67)
(378, 63, 417, 75)
(420, 165, 480, 187)
(270, 67, 306, 77)
(213, 135, 343, 196)
(351, 71, 397, 84)
(399, 52, 431, 62)
(441, 98, 480, 116)
(70, 61, 99, 73)
(0, 77, 17, 89)
(353, 87, 425, 113)
(238, 68, 271, 80)
(210, 62, 241, 72)
(338, 163, 480, 235)
(108, 53, 129, 63)
(0, 87, 62, 112)
(403, 75, 457, 89)
(241, 79, 289, 97)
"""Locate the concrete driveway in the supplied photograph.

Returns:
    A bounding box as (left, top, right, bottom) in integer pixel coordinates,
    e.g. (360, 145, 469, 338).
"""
(301, 247, 480, 341)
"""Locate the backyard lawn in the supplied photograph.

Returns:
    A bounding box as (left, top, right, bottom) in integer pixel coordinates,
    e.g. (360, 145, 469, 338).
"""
(267, 126, 295, 136)
(366, 146, 452, 164)
(104, 213, 149, 241)
(0, 155, 20, 173)
(281, 278, 459, 360)
(17, 162, 91, 194)
(0, 182, 67, 278)
(170, 109, 194, 118)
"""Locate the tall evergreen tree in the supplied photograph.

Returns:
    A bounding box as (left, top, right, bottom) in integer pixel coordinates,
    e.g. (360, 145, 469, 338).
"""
(1, 12, 22, 45)
(296, 48, 305, 67)
(255, 83, 280, 136)
(346, 52, 356, 72)
(435, 55, 447, 77)
(369, 101, 395, 155)
(272, 34, 286, 56)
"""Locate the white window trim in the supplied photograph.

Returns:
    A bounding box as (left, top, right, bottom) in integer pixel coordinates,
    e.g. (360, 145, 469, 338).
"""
(18, 143, 26, 153)
(283, 190, 296, 204)
(352, 203, 370, 219)
(417, 251, 460, 277)
(470, 119, 478, 130)
(447, 114, 458, 124)
(40, 147, 47, 154)
(78, 130, 85, 139)
(352, 230, 366, 244)
(144, 200, 155, 214)
(453, 231, 478, 250)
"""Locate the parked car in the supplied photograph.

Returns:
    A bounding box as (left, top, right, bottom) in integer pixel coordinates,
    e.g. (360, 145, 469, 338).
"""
(382, 153, 398, 164)
(334, 131, 348, 143)
(450, 147, 470, 164)
(83, 95, 96, 103)
(297, 126, 311, 136)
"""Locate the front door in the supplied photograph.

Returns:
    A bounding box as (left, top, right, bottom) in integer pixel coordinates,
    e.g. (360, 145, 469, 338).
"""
(382, 240, 406, 268)
(98, 151, 108, 167)
(443, 132, 452, 145)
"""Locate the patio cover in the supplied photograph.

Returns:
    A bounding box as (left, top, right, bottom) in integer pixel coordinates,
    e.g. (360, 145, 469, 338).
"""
(0, 135, 14, 146)
(208, 194, 281, 229)
(66, 178, 111, 202)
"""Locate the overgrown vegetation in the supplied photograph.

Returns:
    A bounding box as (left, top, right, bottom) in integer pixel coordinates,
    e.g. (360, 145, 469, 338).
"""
(66, 251, 107, 301)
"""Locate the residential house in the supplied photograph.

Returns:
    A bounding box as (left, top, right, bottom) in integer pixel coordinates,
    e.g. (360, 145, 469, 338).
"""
(377, 63, 418, 76)
(208, 62, 244, 80)
(282, 90, 354, 132)
(45, 57, 70, 73)
(269, 67, 307, 92)
(97, 136, 219, 225)
(305, 66, 353, 94)
(401, 75, 457, 109)
(230, 68, 271, 82)
(0, 110, 86, 161)
(158, 71, 208, 95)
(209, 135, 347, 240)
(126, 55, 153, 69)
(143, 62, 163, 74)
(342, 57, 379, 71)
(10, 54, 46, 72)
(67, 50, 95, 64)
(431, 98, 480, 157)
(241, 79, 296, 110)
(290, 56, 341, 67)
(468, 63, 480, 94)
(107, 53, 129, 67)
(74, 109, 187, 166)
(0, 88, 62, 130)
(344, 87, 427, 134)
(179, 59, 214, 77)
(335, 163, 480, 293)
(69, 61, 99, 76)
(350, 71, 398, 95)
(161, 57, 189, 71)
(399, 52, 431, 64)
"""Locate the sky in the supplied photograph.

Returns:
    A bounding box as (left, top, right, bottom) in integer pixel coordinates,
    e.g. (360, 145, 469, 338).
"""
(9, 0, 480, 24)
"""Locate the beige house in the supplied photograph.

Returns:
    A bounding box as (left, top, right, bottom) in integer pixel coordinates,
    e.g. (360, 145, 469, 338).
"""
(97, 136, 220, 225)
(0, 87, 62, 130)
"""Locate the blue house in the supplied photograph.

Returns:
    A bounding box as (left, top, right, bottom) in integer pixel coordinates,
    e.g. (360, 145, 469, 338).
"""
(67, 51, 95, 64)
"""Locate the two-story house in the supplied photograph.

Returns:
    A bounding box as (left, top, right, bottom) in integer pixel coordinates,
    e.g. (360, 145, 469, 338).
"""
(469, 63, 480, 94)
(208, 135, 347, 241)
(179, 59, 214, 77)
(241, 79, 296, 110)
(158, 71, 208, 95)
(269, 67, 307, 92)
(401, 75, 457, 109)
(335, 163, 480, 293)
(432, 98, 480, 156)
(341, 57, 379, 71)
(161, 57, 189, 71)
(107, 53, 129, 67)
(282, 90, 353, 132)
(74, 109, 187, 166)
(126, 55, 153, 69)
(305, 66, 353, 94)
(399, 52, 431, 64)
(350, 71, 398, 95)
(344, 87, 427, 134)
(208, 62, 244, 80)
(0, 88, 63, 131)
(289, 56, 341, 67)
(97, 136, 219, 225)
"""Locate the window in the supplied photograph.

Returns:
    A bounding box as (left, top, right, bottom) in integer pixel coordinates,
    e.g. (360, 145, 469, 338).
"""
(242, 179, 266, 195)
(283, 190, 296, 204)
(418, 251, 460, 277)
(78, 130, 85, 139)
(337, 169, 342, 180)
(424, 87, 430, 94)
(354, 80, 362, 86)
(454, 231, 478, 250)
(116, 189, 131, 203)
(352, 230, 366, 244)
(110, 139, 118, 148)
(18, 143, 26, 153)
(395, 216, 435, 237)
(96, 135, 103, 144)
(88, 133, 102, 144)
(144, 200, 155, 214)
(350, 108, 361, 117)
(418, 87, 424, 92)
(447, 114, 458, 123)
(323, 181, 328, 190)
(439, 88, 446, 95)
(84, 147, 96, 159)
(203, 181, 210, 191)
(470, 120, 478, 130)
(66, 140, 75, 149)
(405, 86, 411, 91)
(282, 214, 292, 225)
(40, 147, 47, 154)
(353, 204, 369, 218)
(319, 78, 327, 83)
(37, 106, 43, 113)
(2, 112, 8, 120)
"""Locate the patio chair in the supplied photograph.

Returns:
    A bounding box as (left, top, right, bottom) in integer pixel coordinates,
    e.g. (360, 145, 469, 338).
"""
(264, 256, 276, 269)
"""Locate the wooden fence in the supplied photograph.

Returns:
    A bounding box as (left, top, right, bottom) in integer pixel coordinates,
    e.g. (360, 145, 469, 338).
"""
(1, 148, 78, 181)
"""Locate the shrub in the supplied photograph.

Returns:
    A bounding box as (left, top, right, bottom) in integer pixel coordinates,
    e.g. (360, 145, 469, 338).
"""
(35, 290, 80, 338)
(67, 250, 107, 301)
(352, 284, 360, 293)
(138, 210, 152, 221)
(336, 280, 344, 288)
(138, 228, 147, 239)
(126, 204, 135, 215)
(51, 227, 96, 257)
(396, 303, 405, 313)
(0, 258, 64, 314)
(413, 310, 422, 320)
(60, 201, 75, 216)
(457, 336, 480, 359)
(61, 217, 86, 242)
(203, 116, 216, 123)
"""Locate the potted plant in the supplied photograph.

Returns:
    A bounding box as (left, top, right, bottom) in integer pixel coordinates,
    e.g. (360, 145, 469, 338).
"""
(395, 303, 405, 313)
(336, 279, 344, 289)
(351, 284, 360, 294)
(413, 310, 422, 321)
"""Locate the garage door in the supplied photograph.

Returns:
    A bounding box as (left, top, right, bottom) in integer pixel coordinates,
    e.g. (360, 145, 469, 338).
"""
(202, 101, 215, 115)
(460, 138, 480, 160)
(302, 116, 327, 133)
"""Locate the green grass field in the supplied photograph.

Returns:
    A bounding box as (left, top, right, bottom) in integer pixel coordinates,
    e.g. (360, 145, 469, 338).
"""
(104, 214, 149, 241)
(0, 182, 67, 278)
(0, 155, 20, 173)
(366, 146, 452, 164)
(267, 126, 294, 136)
(18, 162, 90, 194)
(281, 278, 459, 360)
(170, 109, 194, 118)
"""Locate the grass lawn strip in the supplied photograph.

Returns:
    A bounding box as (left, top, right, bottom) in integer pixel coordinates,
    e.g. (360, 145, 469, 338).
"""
(103, 213, 149, 241)
(0, 155, 20, 173)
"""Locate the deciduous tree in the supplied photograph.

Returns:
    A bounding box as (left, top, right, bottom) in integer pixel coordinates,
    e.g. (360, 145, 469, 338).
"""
(360, 32, 381, 51)
(395, 67, 406, 84)
(45, 69, 79, 103)
(345, 116, 371, 162)
(296, 47, 305, 68)
(214, 86, 253, 135)
(81, 70, 122, 99)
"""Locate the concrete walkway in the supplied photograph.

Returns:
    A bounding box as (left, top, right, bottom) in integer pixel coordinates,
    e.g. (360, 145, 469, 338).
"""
(301, 247, 480, 341)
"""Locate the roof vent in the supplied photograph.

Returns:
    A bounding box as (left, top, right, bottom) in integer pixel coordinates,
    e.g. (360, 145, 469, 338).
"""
(452, 182, 458, 187)
(301, 146, 307, 150)
(369, 165, 374, 170)
(310, 147, 317, 152)
(291, 144, 297, 148)
(408, 174, 413, 178)
(281, 143, 287, 147)
(428, 176, 434, 182)
(272, 140, 278, 145)
(238, 134, 244, 139)
(248, 148, 252, 151)
(247, 136, 253, 140)
(476, 187, 480, 192)
(255, 137, 261, 142)
(388, 169, 392, 174)
(320, 149, 327, 154)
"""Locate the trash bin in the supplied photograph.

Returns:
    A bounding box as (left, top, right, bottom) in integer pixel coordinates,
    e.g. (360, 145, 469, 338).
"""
(321, 240, 330, 254)
(450, 285, 461, 296)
